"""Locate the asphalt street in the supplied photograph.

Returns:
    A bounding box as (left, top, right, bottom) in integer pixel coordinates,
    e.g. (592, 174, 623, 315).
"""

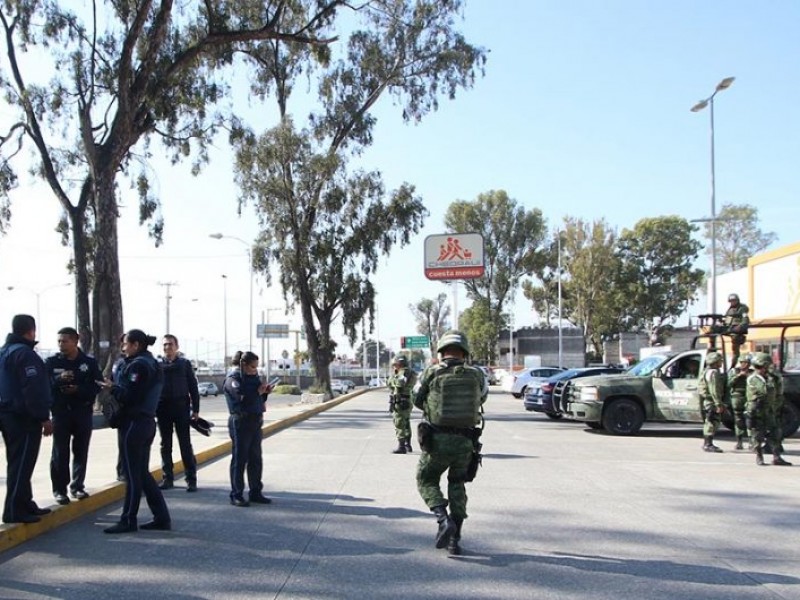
(1, 388, 800, 600)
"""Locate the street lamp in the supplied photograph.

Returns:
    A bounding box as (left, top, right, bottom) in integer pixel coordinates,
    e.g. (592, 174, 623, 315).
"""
(690, 76, 735, 313)
(210, 233, 254, 352)
(7, 282, 72, 338)
(556, 230, 563, 368)
(222, 274, 228, 366)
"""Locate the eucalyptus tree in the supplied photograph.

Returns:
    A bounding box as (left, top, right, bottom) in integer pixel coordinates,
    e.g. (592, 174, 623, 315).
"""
(233, 1, 485, 390)
(0, 1, 347, 367)
(444, 189, 546, 362)
(458, 298, 505, 364)
(409, 294, 451, 355)
(701, 203, 777, 273)
(617, 216, 705, 340)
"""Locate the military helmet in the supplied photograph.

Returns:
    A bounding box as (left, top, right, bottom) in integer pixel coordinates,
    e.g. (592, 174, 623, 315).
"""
(392, 355, 408, 367)
(705, 351, 723, 365)
(751, 352, 771, 368)
(728, 293, 740, 303)
(738, 354, 751, 364)
(437, 330, 470, 355)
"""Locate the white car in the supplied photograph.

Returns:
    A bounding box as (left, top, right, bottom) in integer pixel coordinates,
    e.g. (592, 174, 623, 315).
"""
(368, 377, 386, 388)
(197, 382, 219, 396)
(330, 379, 347, 394)
(510, 367, 566, 398)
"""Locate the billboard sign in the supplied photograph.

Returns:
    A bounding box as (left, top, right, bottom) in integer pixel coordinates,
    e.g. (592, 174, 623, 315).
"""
(257, 323, 289, 339)
(423, 233, 485, 280)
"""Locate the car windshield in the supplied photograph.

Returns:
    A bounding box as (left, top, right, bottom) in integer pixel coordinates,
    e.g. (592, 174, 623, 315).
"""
(626, 355, 669, 377)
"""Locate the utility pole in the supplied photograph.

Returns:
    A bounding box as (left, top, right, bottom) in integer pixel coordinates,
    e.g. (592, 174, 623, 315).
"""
(157, 281, 177, 333)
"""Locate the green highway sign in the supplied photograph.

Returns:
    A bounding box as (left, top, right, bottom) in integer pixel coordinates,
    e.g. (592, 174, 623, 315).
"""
(401, 335, 429, 349)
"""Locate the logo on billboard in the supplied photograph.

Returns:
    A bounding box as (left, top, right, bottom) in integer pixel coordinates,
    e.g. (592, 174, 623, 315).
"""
(424, 233, 485, 280)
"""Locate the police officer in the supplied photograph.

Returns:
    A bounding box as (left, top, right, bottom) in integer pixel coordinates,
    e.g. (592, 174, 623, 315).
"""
(723, 293, 749, 364)
(0, 315, 54, 524)
(97, 329, 171, 533)
(413, 330, 487, 556)
(699, 351, 725, 453)
(727, 354, 751, 450)
(388, 354, 417, 454)
(46, 326, 103, 505)
(156, 334, 201, 492)
(223, 350, 275, 507)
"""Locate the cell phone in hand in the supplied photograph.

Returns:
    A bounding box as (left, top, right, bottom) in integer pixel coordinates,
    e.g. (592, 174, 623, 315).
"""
(268, 377, 282, 388)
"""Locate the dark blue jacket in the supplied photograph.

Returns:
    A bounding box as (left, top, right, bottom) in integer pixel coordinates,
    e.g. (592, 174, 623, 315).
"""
(111, 350, 163, 418)
(0, 333, 52, 421)
(223, 369, 267, 415)
(159, 355, 200, 413)
(45, 349, 103, 411)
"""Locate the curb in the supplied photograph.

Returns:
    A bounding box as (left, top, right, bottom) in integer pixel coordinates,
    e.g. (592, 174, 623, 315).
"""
(0, 389, 366, 554)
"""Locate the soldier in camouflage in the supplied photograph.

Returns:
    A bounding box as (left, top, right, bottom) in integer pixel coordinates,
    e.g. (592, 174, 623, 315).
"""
(699, 351, 725, 452)
(766, 359, 789, 460)
(747, 353, 791, 466)
(388, 355, 417, 454)
(723, 293, 749, 365)
(413, 330, 487, 556)
(727, 354, 751, 450)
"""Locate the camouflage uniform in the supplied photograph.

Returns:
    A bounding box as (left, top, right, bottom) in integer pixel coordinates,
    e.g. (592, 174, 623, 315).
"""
(746, 353, 791, 466)
(726, 357, 751, 449)
(699, 352, 725, 452)
(413, 331, 487, 556)
(723, 294, 749, 364)
(388, 357, 417, 454)
(766, 364, 785, 453)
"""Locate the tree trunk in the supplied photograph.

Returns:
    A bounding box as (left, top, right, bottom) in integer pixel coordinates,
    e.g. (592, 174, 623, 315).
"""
(92, 171, 124, 374)
(70, 180, 93, 352)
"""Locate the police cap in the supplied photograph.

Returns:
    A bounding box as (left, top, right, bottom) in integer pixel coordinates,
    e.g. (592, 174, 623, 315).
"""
(190, 417, 214, 437)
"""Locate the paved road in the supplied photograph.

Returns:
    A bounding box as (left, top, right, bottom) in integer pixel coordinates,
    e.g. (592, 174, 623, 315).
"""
(1, 388, 800, 599)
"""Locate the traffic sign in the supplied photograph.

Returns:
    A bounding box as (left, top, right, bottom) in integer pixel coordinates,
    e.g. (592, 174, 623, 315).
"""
(423, 232, 485, 280)
(401, 335, 429, 349)
(257, 323, 289, 338)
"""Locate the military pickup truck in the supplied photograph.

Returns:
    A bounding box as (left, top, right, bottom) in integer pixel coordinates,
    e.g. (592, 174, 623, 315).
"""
(564, 324, 800, 437)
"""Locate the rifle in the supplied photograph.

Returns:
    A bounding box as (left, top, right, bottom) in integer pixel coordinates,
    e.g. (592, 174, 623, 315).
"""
(388, 393, 398, 413)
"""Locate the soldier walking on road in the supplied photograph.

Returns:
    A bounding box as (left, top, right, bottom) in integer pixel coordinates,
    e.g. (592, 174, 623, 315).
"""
(747, 353, 791, 466)
(156, 335, 201, 492)
(413, 331, 486, 555)
(699, 351, 725, 453)
(727, 354, 751, 450)
(388, 355, 417, 454)
(46, 327, 103, 505)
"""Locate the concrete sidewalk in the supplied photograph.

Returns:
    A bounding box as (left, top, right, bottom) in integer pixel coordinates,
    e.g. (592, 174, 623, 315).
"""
(1, 389, 800, 599)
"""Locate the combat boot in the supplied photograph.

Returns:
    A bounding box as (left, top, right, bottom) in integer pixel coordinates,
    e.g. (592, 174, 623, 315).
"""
(772, 454, 792, 466)
(432, 505, 456, 549)
(755, 448, 765, 466)
(447, 517, 463, 556)
(702, 436, 723, 453)
(404, 437, 413, 453)
(735, 436, 744, 450)
(391, 440, 407, 454)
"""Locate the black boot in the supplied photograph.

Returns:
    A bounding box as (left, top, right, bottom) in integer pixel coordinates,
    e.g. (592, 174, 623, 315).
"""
(391, 439, 407, 454)
(756, 448, 765, 466)
(432, 505, 456, 549)
(735, 436, 744, 450)
(773, 454, 792, 466)
(703, 436, 723, 453)
(447, 518, 463, 555)
(405, 437, 413, 453)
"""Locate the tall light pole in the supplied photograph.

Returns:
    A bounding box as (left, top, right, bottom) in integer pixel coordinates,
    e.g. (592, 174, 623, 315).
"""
(7, 282, 72, 338)
(557, 229, 563, 368)
(222, 274, 228, 366)
(210, 233, 254, 352)
(157, 281, 177, 333)
(691, 76, 735, 313)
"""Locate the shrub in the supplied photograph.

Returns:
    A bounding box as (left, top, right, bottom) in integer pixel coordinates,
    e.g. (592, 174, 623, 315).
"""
(273, 384, 301, 395)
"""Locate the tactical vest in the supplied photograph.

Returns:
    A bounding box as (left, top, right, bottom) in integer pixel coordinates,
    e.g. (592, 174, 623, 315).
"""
(425, 363, 482, 428)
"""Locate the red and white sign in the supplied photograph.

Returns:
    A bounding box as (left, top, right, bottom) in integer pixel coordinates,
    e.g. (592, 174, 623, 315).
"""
(424, 233, 485, 280)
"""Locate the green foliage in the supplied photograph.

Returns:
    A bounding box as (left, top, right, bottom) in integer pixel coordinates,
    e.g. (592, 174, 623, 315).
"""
(273, 384, 301, 396)
(409, 294, 451, 354)
(356, 340, 392, 369)
(617, 216, 705, 336)
(458, 298, 506, 364)
(445, 189, 546, 362)
(702, 203, 777, 273)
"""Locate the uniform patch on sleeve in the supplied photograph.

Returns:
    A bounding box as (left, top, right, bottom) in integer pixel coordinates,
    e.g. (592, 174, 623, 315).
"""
(231, 380, 240, 389)
(129, 372, 139, 383)
(24, 366, 38, 377)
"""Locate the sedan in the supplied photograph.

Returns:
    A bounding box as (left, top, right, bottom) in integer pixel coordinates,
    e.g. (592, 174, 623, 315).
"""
(524, 366, 625, 418)
(510, 367, 566, 398)
(197, 382, 219, 397)
(331, 379, 347, 394)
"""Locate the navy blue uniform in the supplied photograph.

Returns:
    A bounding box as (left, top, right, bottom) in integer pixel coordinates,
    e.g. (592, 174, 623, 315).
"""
(157, 355, 200, 485)
(45, 350, 102, 497)
(110, 351, 170, 529)
(223, 369, 268, 503)
(0, 334, 52, 523)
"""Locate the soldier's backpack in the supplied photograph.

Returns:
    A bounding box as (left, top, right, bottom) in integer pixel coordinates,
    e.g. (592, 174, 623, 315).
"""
(424, 363, 482, 428)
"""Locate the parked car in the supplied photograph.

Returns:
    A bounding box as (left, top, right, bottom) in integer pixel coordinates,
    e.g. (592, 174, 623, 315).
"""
(331, 379, 347, 394)
(524, 366, 625, 418)
(510, 367, 566, 398)
(197, 382, 219, 397)
(476, 366, 498, 386)
(368, 377, 386, 388)
(341, 379, 356, 391)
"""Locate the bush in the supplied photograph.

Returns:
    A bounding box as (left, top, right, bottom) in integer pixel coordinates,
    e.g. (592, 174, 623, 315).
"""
(273, 384, 301, 395)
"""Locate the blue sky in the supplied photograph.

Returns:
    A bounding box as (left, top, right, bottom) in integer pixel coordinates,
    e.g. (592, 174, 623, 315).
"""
(1, 1, 798, 366)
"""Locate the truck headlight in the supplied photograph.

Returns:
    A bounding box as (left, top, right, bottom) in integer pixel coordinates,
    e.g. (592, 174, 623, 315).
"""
(578, 386, 599, 401)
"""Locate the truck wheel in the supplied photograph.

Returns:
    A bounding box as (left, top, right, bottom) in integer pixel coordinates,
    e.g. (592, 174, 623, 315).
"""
(545, 412, 563, 420)
(602, 398, 644, 435)
(781, 403, 799, 438)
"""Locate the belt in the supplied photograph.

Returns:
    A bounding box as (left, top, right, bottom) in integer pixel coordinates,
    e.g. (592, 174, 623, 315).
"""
(433, 425, 474, 436)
